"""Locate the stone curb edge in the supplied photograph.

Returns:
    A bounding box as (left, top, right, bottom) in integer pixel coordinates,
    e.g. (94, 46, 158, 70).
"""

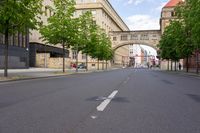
(0, 69, 119, 83)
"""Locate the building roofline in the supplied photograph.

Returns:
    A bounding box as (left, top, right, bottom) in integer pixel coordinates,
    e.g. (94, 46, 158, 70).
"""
(105, 0, 129, 31)
(163, 0, 183, 8)
(110, 30, 161, 33)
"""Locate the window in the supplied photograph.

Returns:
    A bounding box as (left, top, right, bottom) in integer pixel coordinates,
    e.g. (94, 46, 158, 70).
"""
(18, 32, 21, 47)
(91, 10, 96, 15)
(72, 50, 77, 59)
(92, 20, 96, 25)
(21, 35, 24, 47)
(121, 35, 128, 41)
(131, 34, 138, 40)
(82, 53, 86, 60)
(113, 37, 117, 41)
(49, 9, 52, 17)
(14, 34, 18, 46)
(73, 11, 77, 17)
(45, 6, 48, 16)
(80, 0, 84, 3)
(171, 11, 176, 17)
(152, 34, 157, 37)
(140, 34, 149, 40)
(82, 10, 87, 14)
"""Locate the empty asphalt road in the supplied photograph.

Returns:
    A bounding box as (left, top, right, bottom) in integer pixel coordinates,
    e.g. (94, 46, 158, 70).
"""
(0, 69, 199, 133)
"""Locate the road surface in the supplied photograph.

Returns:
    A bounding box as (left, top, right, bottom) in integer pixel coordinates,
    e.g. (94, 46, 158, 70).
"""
(0, 68, 199, 133)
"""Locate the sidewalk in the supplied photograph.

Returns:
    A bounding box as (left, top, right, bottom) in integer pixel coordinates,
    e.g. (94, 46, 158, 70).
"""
(163, 69, 200, 78)
(0, 67, 117, 82)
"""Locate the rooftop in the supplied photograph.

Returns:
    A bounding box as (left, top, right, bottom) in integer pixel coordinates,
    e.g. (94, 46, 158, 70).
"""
(164, 0, 183, 8)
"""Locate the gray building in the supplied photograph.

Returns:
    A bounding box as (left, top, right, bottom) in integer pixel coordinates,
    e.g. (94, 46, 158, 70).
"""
(0, 33, 29, 69)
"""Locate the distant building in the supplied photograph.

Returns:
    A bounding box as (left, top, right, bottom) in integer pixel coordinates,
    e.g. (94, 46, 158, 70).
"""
(160, 0, 183, 34)
(73, 0, 130, 69)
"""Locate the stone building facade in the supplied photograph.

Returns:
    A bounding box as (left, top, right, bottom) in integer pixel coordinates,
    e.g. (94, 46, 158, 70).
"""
(29, 0, 70, 68)
(30, 0, 130, 69)
(72, 0, 130, 68)
(1, 0, 129, 69)
(160, 0, 199, 71)
(160, 0, 183, 70)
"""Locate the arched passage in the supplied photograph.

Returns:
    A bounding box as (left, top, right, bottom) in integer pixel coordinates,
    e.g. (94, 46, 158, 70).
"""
(113, 43, 158, 51)
(109, 30, 161, 67)
(112, 42, 158, 67)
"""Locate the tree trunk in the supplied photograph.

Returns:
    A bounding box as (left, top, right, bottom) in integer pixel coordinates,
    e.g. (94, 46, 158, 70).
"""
(196, 52, 199, 74)
(97, 59, 99, 70)
(167, 59, 169, 71)
(76, 51, 78, 72)
(171, 60, 173, 71)
(186, 56, 189, 72)
(102, 61, 104, 70)
(86, 54, 88, 71)
(62, 43, 65, 73)
(4, 27, 9, 77)
(106, 60, 108, 70)
(174, 61, 177, 71)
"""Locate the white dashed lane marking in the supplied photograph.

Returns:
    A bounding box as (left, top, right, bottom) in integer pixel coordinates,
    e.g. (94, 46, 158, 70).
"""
(96, 90, 118, 112)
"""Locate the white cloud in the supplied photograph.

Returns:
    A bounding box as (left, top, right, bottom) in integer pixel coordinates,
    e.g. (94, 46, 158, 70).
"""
(126, 14, 160, 30)
(125, 0, 145, 6)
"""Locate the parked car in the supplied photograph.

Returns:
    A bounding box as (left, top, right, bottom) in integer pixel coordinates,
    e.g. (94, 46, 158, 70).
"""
(78, 63, 86, 69)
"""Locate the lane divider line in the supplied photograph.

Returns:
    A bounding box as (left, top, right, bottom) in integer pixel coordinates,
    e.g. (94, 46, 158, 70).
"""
(96, 90, 118, 112)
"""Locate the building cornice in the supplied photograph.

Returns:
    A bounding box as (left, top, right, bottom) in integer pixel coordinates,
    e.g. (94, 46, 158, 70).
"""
(75, 0, 129, 31)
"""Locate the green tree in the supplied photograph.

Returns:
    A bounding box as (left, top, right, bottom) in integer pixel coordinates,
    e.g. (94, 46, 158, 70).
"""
(71, 11, 94, 71)
(0, 0, 42, 77)
(186, 0, 200, 73)
(92, 29, 113, 70)
(176, 0, 199, 72)
(40, 0, 77, 73)
(82, 13, 96, 71)
(159, 21, 184, 71)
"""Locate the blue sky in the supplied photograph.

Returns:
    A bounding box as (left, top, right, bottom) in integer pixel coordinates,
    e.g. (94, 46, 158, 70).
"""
(109, 0, 168, 30)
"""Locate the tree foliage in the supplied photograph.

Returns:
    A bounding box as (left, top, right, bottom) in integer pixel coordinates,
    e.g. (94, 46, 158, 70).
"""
(40, 0, 113, 71)
(40, 0, 78, 72)
(159, 0, 200, 61)
(0, 0, 42, 33)
(40, 0, 77, 47)
(0, 0, 42, 77)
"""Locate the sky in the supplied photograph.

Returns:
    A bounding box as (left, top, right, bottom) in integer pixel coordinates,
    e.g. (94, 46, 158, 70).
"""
(108, 0, 169, 56)
(108, 0, 168, 30)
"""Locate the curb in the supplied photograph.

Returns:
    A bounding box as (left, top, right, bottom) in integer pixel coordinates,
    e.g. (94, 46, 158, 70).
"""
(161, 70, 200, 78)
(0, 74, 72, 83)
(0, 68, 118, 83)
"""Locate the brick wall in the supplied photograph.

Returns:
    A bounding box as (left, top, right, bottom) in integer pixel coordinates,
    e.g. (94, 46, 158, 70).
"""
(35, 53, 71, 68)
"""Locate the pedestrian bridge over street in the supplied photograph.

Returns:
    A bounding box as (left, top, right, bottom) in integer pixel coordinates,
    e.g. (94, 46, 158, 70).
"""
(109, 30, 161, 50)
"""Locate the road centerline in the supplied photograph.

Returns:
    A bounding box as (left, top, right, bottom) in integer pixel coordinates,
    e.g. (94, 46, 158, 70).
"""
(96, 90, 118, 112)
